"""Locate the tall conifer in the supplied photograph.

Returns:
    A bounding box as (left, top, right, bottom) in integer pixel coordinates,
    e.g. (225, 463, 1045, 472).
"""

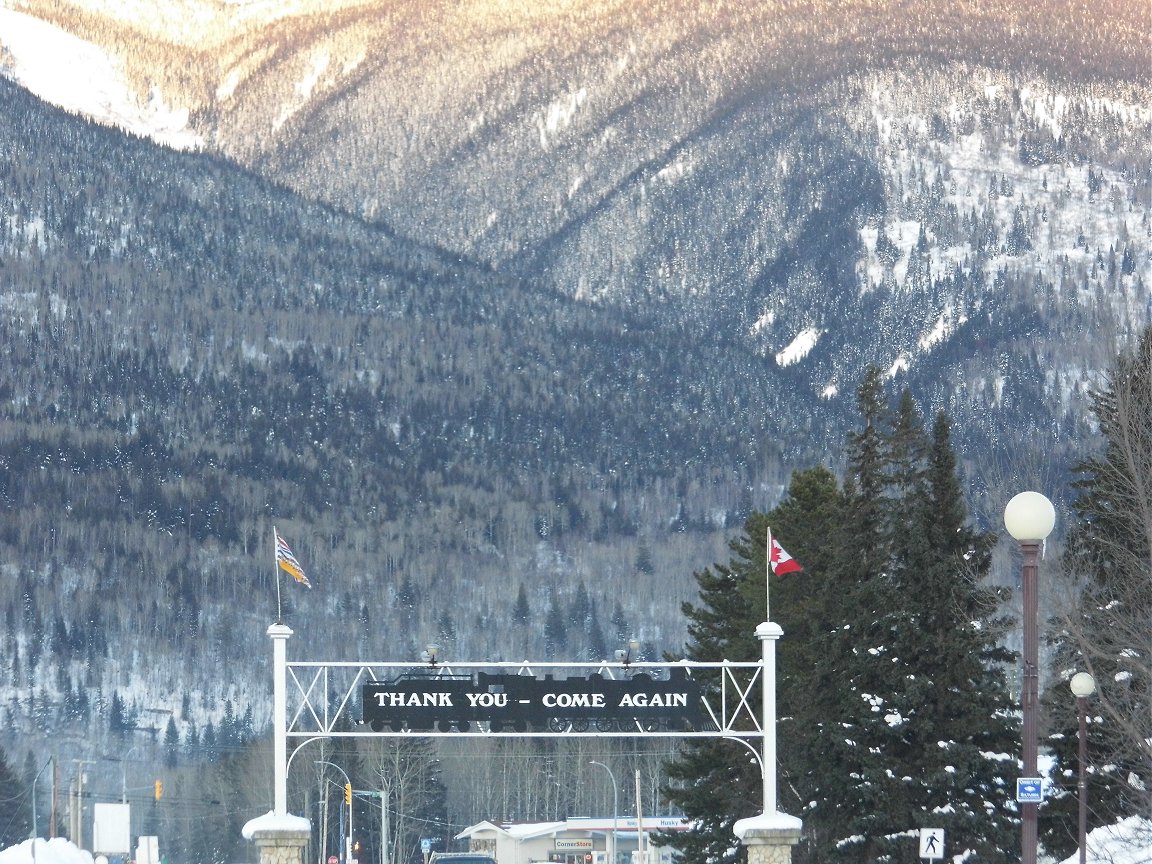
(664, 376, 1019, 863)
(1040, 326, 1152, 856)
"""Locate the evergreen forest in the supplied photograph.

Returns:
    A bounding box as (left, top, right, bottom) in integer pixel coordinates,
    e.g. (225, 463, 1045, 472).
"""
(662, 338, 1151, 863)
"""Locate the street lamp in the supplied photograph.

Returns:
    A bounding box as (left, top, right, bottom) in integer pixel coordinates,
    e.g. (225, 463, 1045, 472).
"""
(121, 746, 141, 804)
(1004, 490, 1056, 864)
(317, 761, 354, 864)
(30, 756, 52, 839)
(589, 761, 618, 864)
(613, 639, 641, 666)
(1069, 672, 1096, 864)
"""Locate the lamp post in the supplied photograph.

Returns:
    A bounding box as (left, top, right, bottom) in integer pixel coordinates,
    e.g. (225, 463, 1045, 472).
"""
(1004, 490, 1056, 864)
(71, 759, 95, 850)
(30, 756, 53, 839)
(317, 761, 354, 864)
(589, 761, 619, 864)
(1069, 672, 1095, 864)
(613, 639, 641, 666)
(121, 746, 141, 804)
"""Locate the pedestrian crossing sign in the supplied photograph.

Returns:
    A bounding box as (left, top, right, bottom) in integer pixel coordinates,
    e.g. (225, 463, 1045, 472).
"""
(919, 828, 944, 860)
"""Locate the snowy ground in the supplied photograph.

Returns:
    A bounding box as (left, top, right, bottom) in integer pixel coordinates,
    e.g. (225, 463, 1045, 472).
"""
(3, 818, 1151, 864)
(1053, 817, 1152, 864)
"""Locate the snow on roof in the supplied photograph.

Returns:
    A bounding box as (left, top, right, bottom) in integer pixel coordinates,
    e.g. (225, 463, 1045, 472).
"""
(455, 821, 567, 841)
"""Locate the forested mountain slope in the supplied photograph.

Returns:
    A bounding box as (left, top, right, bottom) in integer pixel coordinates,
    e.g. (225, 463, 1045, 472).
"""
(10, 0, 1145, 266)
(0, 74, 815, 738)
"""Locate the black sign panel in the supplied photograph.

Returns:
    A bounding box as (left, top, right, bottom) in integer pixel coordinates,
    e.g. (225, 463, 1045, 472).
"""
(362, 668, 704, 732)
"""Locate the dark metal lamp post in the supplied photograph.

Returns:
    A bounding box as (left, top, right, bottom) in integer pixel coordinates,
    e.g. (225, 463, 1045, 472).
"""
(1004, 490, 1056, 864)
(1069, 672, 1096, 864)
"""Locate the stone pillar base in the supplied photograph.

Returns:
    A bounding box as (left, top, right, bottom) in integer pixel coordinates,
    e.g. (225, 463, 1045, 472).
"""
(734, 812, 802, 864)
(242, 812, 312, 864)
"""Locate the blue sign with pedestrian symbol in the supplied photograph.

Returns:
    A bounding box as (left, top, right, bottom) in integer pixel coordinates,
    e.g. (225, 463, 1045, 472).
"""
(1016, 778, 1044, 802)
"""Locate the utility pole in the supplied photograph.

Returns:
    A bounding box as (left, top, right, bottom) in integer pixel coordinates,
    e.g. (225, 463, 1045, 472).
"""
(51, 755, 58, 838)
(321, 789, 330, 864)
(633, 770, 645, 864)
(71, 759, 95, 849)
(380, 786, 390, 864)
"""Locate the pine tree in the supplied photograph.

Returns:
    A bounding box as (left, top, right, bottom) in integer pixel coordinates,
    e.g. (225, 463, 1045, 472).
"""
(851, 407, 1018, 861)
(664, 377, 1020, 864)
(759, 466, 847, 861)
(543, 589, 567, 659)
(1040, 326, 1152, 857)
(0, 743, 32, 846)
(109, 689, 128, 737)
(662, 524, 764, 864)
(513, 583, 530, 626)
(817, 370, 905, 859)
(164, 715, 180, 768)
(663, 466, 845, 864)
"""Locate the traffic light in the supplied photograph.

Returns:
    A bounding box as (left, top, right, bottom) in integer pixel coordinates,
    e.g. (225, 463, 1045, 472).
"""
(344, 783, 352, 805)
(154, 779, 163, 801)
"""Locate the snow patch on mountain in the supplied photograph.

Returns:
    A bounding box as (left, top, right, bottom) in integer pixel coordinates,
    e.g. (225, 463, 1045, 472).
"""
(0, 6, 201, 149)
(856, 72, 1151, 372)
(538, 88, 588, 150)
(776, 327, 821, 367)
(273, 48, 332, 131)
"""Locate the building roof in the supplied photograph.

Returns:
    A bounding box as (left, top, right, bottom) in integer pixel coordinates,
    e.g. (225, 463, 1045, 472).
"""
(456, 817, 688, 841)
(455, 821, 567, 841)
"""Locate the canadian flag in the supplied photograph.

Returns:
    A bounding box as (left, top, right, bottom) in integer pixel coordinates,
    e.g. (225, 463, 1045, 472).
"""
(768, 529, 803, 576)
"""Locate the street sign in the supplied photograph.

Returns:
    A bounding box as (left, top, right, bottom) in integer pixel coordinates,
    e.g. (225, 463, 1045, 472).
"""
(918, 828, 944, 860)
(328, 856, 338, 864)
(420, 840, 432, 854)
(1016, 778, 1044, 803)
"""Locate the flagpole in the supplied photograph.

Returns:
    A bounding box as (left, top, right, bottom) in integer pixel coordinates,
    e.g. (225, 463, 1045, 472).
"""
(273, 525, 283, 624)
(765, 525, 772, 622)
(734, 525, 803, 844)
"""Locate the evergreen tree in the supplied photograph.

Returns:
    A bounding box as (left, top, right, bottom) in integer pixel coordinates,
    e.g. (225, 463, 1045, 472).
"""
(815, 369, 903, 858)
(664, 376, 1020, 864)
(513, 584, 531, 627)
(1040, 326, 1152, 857)
(635, 541, 656, 575)
(663, 466, 845, 864)
(543, 589, 567, 659)
(662, 521, 764, 864)
(109, 689, 128, 737)
(759, 466, 847, 861)
(164, 715, 180, 768)
(611, 601, 629, 644)
(0, 743, 32, 846)
(847, 406, 1018, 861)
(586, 599, 608, 662)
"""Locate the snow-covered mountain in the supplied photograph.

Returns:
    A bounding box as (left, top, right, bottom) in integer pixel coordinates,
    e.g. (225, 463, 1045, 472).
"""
(0, 0, 1148, 808)
(3, 1, 1147, 386)
(0, 5, 201, 147)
